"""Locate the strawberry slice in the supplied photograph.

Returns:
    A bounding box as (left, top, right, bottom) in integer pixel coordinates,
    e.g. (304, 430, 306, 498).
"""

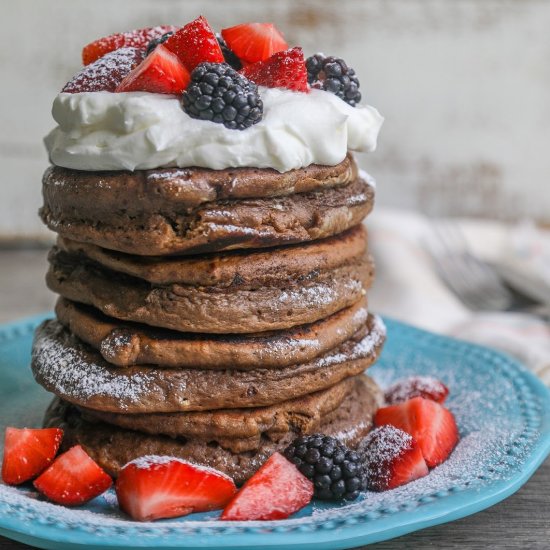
(63, 47, 145, 93)
(221, 22, 287, 64)
(375, 397, 459, 468)
(163, 16, 223, 71)
(221, 452, 313, 521)
(385, 376, 449, 405)
(116, 456, 237, 521)
(115, 45, 190, 94)
(82, 25, 177, 65)
(241, 47, 309, 93)
(33, 445, 112, 506)
(360, 425, 428, 491)
(2, 427, 63, 485)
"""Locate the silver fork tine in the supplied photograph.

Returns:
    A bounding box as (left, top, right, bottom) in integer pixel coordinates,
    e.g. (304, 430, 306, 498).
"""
(426, 220, 514, 311)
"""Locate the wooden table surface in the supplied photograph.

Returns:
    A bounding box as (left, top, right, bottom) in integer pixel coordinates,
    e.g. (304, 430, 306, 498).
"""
(1, 248, 549, 549)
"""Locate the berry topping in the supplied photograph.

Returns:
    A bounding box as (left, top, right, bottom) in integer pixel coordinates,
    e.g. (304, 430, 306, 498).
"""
(182, 63, 263, 130)
(359, 426, 429, 491)
(241, 47, 309, 93)
(164, 16, 224, 71)
(116, 456, 237, 522)
(1, 427, 63, 485)
(115, 45, 190, 94)
(284, 434, 365, 501)
(33, 445, 112, 506)
(146, 31, 174, 56)
(216, 34, 242, 70)
(306, 54, 361, 106)
(62, 47, 145, 93)
(221, 452, 313, 521)
(385, 376, 450, 405)
(82, 25, 177, 65)
(375, 397, 459, 468)
(221, 23, 288, 64)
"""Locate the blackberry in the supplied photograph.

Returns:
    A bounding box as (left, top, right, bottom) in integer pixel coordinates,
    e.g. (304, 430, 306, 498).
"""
(284, 434, 365, 501)
(216, 34, 242, 70)
(146, 32, 174, 55)
(306, 54, 362, 107)
(182, 62, 263, 130)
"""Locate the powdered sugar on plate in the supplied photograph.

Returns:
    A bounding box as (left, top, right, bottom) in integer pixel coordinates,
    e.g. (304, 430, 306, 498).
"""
(0, 317, 546, 538)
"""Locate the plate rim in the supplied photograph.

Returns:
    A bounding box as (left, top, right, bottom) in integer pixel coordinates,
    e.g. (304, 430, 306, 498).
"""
(0, 312, 549, 550)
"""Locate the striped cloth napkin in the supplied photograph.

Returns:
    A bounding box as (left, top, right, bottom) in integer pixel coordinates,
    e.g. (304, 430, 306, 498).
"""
(366, 209, 550, 386)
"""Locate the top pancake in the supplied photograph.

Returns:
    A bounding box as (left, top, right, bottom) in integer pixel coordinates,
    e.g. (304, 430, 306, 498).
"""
(40, 156, 375, 256)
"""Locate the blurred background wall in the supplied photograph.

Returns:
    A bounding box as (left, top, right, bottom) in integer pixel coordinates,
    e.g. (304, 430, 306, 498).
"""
(1, 0, 549, 240)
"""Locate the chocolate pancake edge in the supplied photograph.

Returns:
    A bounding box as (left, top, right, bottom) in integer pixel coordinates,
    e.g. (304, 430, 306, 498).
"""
(44, 374, 381, 484)
(31, 316, 386, 413)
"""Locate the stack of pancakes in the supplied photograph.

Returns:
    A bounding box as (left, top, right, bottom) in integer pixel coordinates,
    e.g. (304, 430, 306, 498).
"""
(32, 153, 386, 484)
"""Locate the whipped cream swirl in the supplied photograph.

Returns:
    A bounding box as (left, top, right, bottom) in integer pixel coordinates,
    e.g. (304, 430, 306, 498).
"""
(45, 88, 383, 173)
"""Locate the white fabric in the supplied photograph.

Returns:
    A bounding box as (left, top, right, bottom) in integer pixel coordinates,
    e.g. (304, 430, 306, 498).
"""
(366, 209, 550, 385)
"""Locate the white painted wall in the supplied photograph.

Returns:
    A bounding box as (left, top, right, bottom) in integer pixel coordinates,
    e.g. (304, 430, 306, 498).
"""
(1, 0, 549, 238)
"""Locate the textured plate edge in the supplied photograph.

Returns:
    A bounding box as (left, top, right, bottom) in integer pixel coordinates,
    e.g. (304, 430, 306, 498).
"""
(0, 313, 549, 550)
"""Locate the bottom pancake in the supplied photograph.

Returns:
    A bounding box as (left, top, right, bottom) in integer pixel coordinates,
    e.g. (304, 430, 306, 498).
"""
(44, 375, 382, 485)
(78, 376, 374, 453)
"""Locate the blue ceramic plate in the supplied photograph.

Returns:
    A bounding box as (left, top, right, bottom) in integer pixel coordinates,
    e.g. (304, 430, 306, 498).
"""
(0, 313, 549, 550)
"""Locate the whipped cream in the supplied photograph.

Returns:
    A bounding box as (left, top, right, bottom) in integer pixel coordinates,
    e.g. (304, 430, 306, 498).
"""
(45, 88, 383, 173)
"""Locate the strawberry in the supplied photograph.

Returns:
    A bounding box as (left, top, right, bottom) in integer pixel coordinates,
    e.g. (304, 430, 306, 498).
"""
(360, 426, 428, 491)
(116, 456, 237, 521)
(221, 23, 288, 64)
(82, 25, 177, 65)
(241, 47, 309, 93)
(33, 445, 112, 506)
(375, 397, 459, 468)
(2, 427, 63, 485)
(115, 45, 190, 94)
(63, 47, 145, 93)
(385, 376, 449, 405)
(221, 452, 313, 521)
(163, 16, 224, 71)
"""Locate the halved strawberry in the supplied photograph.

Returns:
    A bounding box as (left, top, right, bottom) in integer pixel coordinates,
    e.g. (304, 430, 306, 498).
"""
(82, 25, 177, 65)
(241, 47, 308, 93)
(116, 456, 237, 521)
(221, 23, 288, 64)
(360, 425, 428, 491)
(221, 452, 313, 521)
(115, 45, 190, 94)
(63, 47, 145, 93)
(385, 376, 449, 406)
(163, 16, 223, 71)
(375, 397, 459, 468)
(2, 427, 63, 485)
(33, 445, 112, 506)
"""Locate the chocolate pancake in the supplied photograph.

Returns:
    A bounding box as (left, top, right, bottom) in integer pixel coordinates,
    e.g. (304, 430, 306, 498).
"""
(46, 244, 374, 335)
(56, 223, 368, 287)
(44, 375, 382, 484)
(78, 376, 377, 453)
(55, 297, 369, 369)
(40, 163, 374, 255)
(32, 316, 386, 413)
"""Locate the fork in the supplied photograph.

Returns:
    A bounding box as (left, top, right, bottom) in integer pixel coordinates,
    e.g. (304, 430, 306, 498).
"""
(424, 221, 544, 314)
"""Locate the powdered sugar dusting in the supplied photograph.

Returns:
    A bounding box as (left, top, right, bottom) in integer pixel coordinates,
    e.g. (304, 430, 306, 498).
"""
(384, 375, 448, 405)
(316, 315, 386, 368)
(62, 48, 145, 93)
(126, 455, 234, 481)
(32, 323, 157, 408)
(1, 319, 545, 533)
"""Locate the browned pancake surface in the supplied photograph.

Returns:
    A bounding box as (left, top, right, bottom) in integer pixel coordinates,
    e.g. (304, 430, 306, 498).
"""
(55, 297, 369, 369)
(32, 316, 386, 413)
(41, 168, 374, 255)
(47, 245, 373, 334)
(44, 374, 381, 484)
